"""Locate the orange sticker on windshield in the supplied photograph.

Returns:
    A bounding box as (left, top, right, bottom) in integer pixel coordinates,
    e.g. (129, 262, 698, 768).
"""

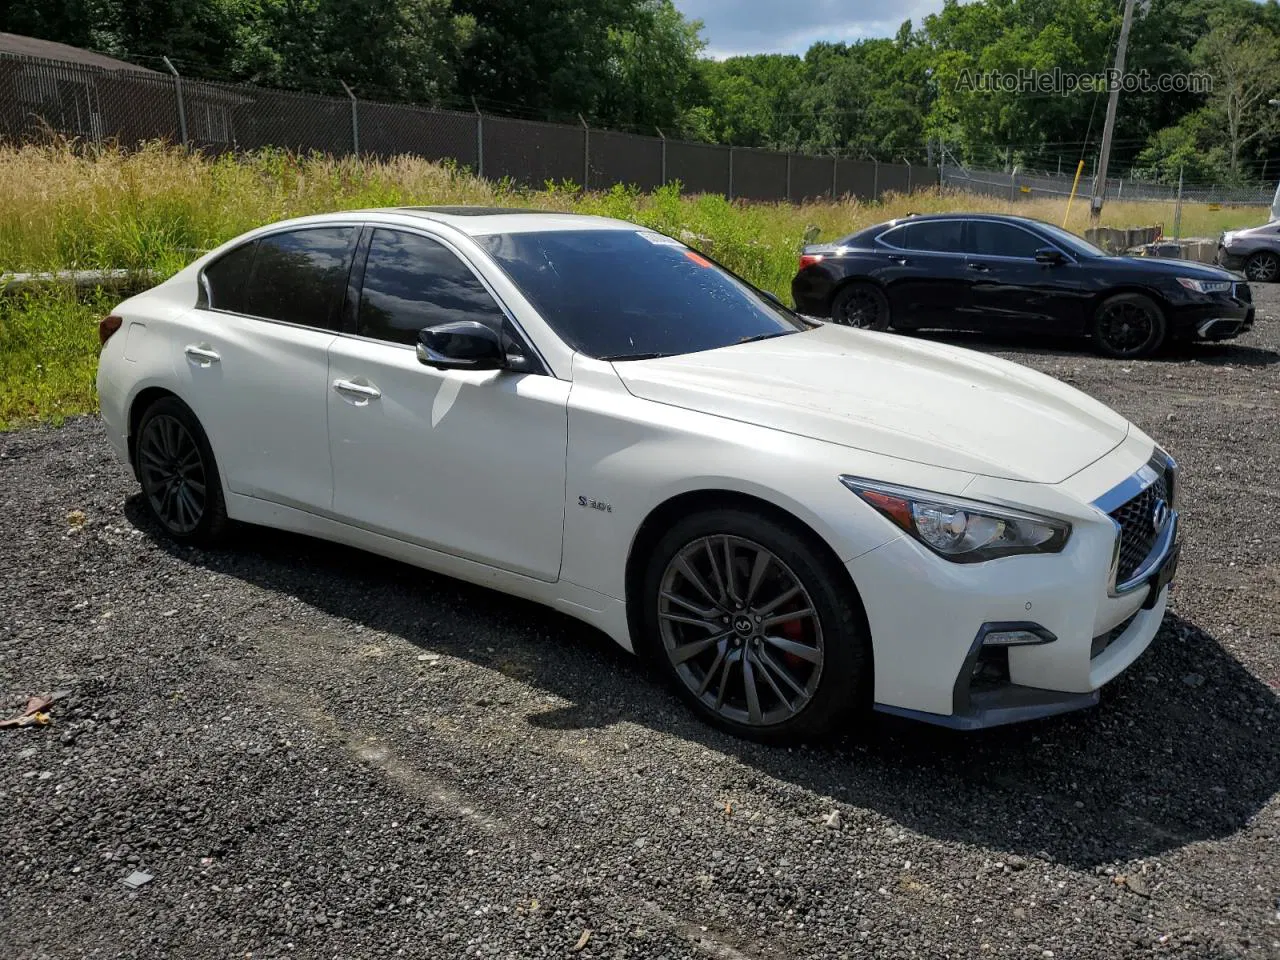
(684, 250, 712, 268)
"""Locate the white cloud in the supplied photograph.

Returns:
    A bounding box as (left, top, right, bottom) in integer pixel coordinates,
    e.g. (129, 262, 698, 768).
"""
(675, 0, 947, 57)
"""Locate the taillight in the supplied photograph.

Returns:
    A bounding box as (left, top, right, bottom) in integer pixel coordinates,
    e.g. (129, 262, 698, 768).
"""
(99, 315, 123, 345)
(798, 253, 824, 270)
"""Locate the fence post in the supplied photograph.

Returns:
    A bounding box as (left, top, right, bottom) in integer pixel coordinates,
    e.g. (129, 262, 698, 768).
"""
(1173, 165, 1184, 239)
(162, 56, 188, 148)
(728, 146, 734, 200)
(785, 152, 792, 202)
(903, 157, 913, 195)
(655, 127, 666, 186)
(472, 97, 483, 178)
(339, 80, 358, 156)
(579, 114, 589, 190)
(831, 152, 838, 199)
(873, 157, 879, 200)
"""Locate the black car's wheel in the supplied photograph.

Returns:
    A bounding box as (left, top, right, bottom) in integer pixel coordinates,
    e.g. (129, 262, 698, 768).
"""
(830, 282, 890, 331)
(1245, 251, 1279, 283)
(1091, 293, 1167, 359)
(134, 396, 229, 545)
(641, 507, 871, 741)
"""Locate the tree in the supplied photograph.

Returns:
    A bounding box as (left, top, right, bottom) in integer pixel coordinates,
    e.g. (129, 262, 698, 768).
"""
(228, 0, 470, 101)
(598, 1, 706, 131)
(687, 54, 806, 147)
(1194, 20, 1280, 181)
(1131, 109, 1228, 183)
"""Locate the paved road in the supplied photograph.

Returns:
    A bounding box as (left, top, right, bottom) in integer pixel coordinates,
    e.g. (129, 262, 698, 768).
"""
(2, 289, 1279, 959)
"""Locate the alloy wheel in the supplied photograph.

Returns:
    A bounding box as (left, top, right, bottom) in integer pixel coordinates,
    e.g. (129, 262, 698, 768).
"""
(1096, 300, 1156, 356)
(836, 289, 884, 328)
(657, 535, 824, 728)
(138, 414, 208, 535)
(1246, 254, 1278, 283)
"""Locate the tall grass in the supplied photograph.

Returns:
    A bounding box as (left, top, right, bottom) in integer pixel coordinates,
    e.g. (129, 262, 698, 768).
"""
(0, 141, 1271, 428)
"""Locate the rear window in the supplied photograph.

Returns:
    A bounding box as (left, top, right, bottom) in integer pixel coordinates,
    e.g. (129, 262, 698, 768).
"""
(201, 241, 257, 313)
(474, 229, 803, 359)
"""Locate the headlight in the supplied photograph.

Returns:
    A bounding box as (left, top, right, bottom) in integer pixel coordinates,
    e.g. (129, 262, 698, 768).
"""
(1176, 277, 1232, 294)
(840, 477, 1071, 563)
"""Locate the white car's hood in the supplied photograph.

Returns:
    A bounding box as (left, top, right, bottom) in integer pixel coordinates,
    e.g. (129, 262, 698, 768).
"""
(615, 324, 1130, 483)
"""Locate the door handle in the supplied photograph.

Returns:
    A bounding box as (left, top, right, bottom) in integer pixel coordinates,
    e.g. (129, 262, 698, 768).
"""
(887, 254, 908, 264)
(332, 379, 382, 400)
(966, 262, 990, 272)
(184, 344, 220, 364)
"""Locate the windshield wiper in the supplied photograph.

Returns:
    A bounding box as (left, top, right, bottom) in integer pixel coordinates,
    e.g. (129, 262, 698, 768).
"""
(737, 331, 793, 345)
(598, 351, 673, 361)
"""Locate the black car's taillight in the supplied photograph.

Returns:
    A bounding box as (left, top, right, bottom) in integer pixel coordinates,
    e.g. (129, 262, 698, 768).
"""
(798, 253, 825, 270)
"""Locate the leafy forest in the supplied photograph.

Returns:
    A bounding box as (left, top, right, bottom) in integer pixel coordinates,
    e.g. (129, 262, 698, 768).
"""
(7, 0, 1280, 186)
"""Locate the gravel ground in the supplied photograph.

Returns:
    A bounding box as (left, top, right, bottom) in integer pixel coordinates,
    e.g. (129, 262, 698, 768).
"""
(2, 289, 1279, 960)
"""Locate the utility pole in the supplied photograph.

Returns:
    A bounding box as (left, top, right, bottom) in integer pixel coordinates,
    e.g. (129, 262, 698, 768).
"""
(1090, 0, 1137, 221)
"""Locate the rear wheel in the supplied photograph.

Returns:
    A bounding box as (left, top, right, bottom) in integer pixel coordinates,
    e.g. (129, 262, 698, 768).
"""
(1091, 293, 1167, 359)
(830, 282, 890, 331)
(1245, 251, 1279, 283)
(641, 507, 870, 741)
(134, 396, 229, 545)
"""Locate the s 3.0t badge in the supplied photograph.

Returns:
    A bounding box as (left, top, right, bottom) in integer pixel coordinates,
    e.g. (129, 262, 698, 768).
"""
(578, 496, 613, 513)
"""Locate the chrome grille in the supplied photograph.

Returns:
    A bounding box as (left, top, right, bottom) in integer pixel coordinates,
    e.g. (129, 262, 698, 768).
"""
(1110, 473, 1169, 583)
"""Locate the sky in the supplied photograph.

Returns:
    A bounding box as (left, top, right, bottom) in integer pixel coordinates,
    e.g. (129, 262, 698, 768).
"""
(671, 0, 948, 59)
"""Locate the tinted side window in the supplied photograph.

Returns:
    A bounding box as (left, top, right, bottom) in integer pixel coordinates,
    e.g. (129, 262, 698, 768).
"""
(905, 221, 966, 253)
(878, 226, 907, 248)
(970, 222, 1043, 258)
(245, 227, 354, 329)
(202, 241, 257, 313)
(358, 229, 507, 345)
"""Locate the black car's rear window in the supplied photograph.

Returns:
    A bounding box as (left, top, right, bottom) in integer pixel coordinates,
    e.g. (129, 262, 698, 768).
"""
(475, 229, 803, 359)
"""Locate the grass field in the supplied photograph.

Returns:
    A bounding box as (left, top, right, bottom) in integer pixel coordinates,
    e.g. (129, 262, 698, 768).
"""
(0, 142, 1271, 429)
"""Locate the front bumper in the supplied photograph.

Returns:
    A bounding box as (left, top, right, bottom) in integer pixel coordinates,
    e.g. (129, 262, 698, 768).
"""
(852, 440, 1179, 729)
(1216, 246, 1246, 270)
(1168, 288, 1253, 341)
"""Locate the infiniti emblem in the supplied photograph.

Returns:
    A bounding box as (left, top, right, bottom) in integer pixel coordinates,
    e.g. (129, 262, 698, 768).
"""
(1151, 498, 1170, 534)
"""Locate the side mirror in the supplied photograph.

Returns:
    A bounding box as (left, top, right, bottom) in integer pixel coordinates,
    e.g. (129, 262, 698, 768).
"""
(1035, 247, 1066, 265)
(416, 320, 505, 370)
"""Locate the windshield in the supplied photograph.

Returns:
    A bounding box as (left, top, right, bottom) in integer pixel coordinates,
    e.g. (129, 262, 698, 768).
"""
(475, 229, 805, 359)
(1032, 221, 1108, 258)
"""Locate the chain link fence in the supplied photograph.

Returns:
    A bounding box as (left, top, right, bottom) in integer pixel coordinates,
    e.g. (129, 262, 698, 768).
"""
(942, 163, 1276, 208)
(0, 49, 938, 204)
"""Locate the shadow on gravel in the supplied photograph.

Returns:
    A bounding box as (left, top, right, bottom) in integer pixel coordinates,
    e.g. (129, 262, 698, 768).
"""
(912, 329, 1280, 367)
(126, 497, 1280, 870)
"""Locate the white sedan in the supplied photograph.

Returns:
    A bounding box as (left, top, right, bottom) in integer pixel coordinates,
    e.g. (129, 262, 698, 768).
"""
(96, 208, 1180, 739)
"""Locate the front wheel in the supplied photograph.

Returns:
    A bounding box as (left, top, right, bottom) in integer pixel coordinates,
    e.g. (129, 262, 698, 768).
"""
(641, 508, 871, 741)
(1091, 293, 1167, 358)
(1245, 251, 1279, 283)
(830, 282, 891, 331)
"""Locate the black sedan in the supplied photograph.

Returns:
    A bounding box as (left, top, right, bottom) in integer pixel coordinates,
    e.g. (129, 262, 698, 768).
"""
(792, 213, 1255, 358)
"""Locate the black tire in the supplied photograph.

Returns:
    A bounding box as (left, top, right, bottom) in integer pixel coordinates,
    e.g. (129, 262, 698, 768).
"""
(830, 281, 891, 331)
(1244, 251, 1279, 284)
(134, 396, 229, 546)
(640, 507, 871, 742)
(1091, 292, 1167, 359)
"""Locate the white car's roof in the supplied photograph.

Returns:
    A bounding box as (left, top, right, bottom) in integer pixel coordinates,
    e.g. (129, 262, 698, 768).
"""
(383, 207, 635, 236)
